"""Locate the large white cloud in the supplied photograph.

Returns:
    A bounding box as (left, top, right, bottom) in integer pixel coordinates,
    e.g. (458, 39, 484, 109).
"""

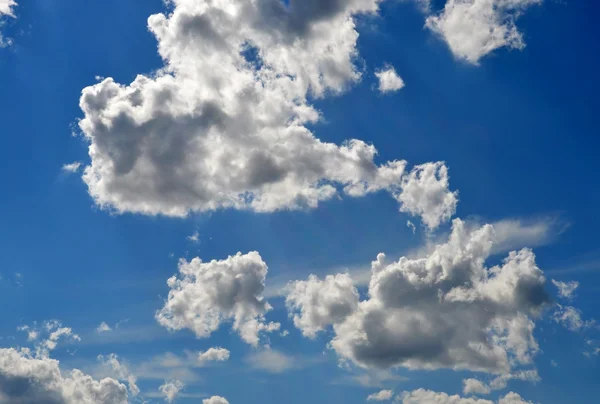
(0, 348, 128, 404)
(77, 0, 456, 230)
(426, 0, 542, 65)
(156, 252, 280, 346)
(286, 219, 549, 373)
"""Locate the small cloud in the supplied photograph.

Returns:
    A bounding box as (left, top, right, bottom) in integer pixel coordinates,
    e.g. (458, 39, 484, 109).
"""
(375, 65, 405, 93)
(245, 349, 297, 374)
(367, 390, 393, 401)
(186, 231, 200, 243)
(550, 360, 558, 368)
(552, 279, 579, 300)
(280, 330, 289, 337)
(197, 347, 230, 364)
(61, 162, 82, 174)
(406, 220, 416, 234)
(96, 322, 112, 333)
(160, 380, 184, 403)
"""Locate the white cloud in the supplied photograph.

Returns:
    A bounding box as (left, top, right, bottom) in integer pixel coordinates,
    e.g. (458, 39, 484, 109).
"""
(0, 348, 128, 404)
(0, 0, 16, 47)
(62, 161, 82, 174)
(375, 65, 405, 93)
(198, 347, 230, 364)
(367, 389, 393, 401)
(552, 304, 594, 332)
(96, 322, 112, 333)
(552, 279, 579, 300)
(156, 252, 279, 346)
(97, 354, 140, 397)
(426, 0, 542, 65)
(203, 397, 229, 404)
(397, 162, 459, 230)
(77, 0, 455, 230)
(244, 348, 295, 374)
(407, 220, 416, 234)
(160, 380, 184, 403)
(286, 273, 359, 339)
(287, 219, 549, 373)
(463, 369, 539, 395)
(398, 389, 532, 404)
(490, 216, 565, 255)
(18, 320, 81, 358)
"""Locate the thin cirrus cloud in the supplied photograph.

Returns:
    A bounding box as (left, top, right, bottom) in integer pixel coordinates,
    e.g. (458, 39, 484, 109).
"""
(76, 0, 457, 231)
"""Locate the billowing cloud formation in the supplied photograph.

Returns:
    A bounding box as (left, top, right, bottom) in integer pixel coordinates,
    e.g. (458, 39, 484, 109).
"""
(160, 379, 183, 403)
(156, 252, 279, 346)
(287, 219, 549, 373)
(398, 389, 532, 404)
(367, 389, 393, 401)
(198, 347, 230, 364)
(0, 348, 128, 404)
(286, 273, 359, 339)
(77, 0, 456, 230)
(203, 397, 229, 404)
(426, 0, 542, 64)
(375, 65, 405, 93)
(97, 354, 140, 397)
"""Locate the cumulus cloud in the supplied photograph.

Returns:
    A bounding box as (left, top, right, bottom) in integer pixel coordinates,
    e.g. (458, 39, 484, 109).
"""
(426, 0, 542, 65)
(203, 397, 229, 404)
(463, 369, 539, 395)
(367, 389, 393, 401)
(397, 162, 459, 230)
(375, 65, 405, 93)
(398, 389, 532, 404)
(287, 219, 549, 373)
(0, 348, 128, 404)
(198, 347, 230, 364)
(286, 273, 359, 339)
(160, 380, 183, 403)
(18, 320, 81, 358)
(77, 0, 456, 230)
(156, 252, 280, 346)
(97, 354, 140, 397)
(552, 279, 579, 300)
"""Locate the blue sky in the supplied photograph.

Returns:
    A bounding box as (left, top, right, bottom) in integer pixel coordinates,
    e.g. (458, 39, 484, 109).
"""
(0, 0, 599, 403)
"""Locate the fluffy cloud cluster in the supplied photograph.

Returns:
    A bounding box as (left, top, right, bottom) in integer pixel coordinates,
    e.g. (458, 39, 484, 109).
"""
(463, 369, 539, 395)
(426, 0, 542, 64)
(375, 65, 405, 93)
(398, 389, 532, 404)
(18, 320, 81, 358)
(198, 347, 230, 364)
(552, 304, 594, 332)
(77, 0, 457, 230)
(156, 252, 279, 346)
(160, 379, 184, 403)
(97, 354, 140, 397)
(0, 348, 128, 404)
(286, 219, 549, 373)
(367, 389, 393, 401)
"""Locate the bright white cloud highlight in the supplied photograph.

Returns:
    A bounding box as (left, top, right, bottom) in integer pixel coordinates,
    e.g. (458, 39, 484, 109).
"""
(398, 389, 532, 404)
(375, 65, 405, 93)
(0, 348, 128, 404)
(156, 252, 279, 346)
(426, 0, 542, 65)
(77, 0, 456, 230)
(287, 219, 549, 373)
(62, 162, 82, 174)
(96, 322, 112, 333)
(97, 354, 140, 397)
